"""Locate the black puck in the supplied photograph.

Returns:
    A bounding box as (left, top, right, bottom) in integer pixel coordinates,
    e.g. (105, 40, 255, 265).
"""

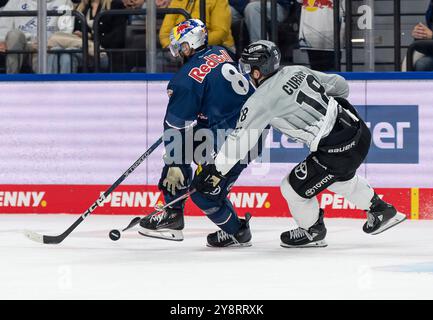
(109, 229, 121, 241)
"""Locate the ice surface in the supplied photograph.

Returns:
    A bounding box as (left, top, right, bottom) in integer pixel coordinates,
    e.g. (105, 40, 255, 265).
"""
(1, 214, 433, 300)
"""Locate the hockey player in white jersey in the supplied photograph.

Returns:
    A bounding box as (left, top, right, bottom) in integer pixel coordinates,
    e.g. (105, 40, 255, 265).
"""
(191, 40, 407, 248)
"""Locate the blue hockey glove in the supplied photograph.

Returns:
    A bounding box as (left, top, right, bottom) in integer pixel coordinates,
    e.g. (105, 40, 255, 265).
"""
(191, 164, 225, 194)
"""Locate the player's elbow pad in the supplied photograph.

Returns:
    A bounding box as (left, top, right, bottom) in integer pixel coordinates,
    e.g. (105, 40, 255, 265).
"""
(337, 76, 350, 98)
(329, 78, 350, 99)
(339, 86, 350, 99)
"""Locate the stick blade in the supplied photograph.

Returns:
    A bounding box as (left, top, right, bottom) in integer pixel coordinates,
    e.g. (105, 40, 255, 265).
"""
(23, 230, 45, 244)
(121, 216, 142, 232)
(23, 230, 64, 244)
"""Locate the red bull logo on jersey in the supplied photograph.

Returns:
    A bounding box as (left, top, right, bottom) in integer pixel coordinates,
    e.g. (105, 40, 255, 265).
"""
(188, 50, 234, 83)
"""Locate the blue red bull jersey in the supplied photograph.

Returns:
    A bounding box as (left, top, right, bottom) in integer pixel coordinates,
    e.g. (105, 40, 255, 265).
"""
(164, 46, 254, 136)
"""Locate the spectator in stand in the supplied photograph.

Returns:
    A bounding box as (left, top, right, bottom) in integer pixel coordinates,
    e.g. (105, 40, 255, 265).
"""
(49, 0, 128, 73)
(229, 0, 248, 55)
(0, 0, 9, 68)
(123, 0, 170, 9)
(75, 0, 127, 71)
(122, 0, 171, 24)
(159, 0, 235, 53)
(230, 0, 291, 43)
(0, 0, 74, 73)
(409, 0, 433, 71)
(229, 0, 248, 27)
(298, 0, 344, 71)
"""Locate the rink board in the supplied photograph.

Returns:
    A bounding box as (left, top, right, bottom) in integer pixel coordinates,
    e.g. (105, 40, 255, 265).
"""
(0, 73, 431, 219)
(0, 184, 422, 219)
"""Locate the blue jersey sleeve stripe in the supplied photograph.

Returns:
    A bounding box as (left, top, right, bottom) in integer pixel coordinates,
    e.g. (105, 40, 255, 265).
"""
(165, 119, 191, 130)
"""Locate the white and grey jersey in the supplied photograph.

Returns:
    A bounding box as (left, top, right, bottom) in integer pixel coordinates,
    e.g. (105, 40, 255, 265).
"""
(215, 65, 350, 175)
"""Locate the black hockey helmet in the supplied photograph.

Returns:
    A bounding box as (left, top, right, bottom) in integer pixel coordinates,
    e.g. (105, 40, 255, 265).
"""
(239, 40, 281, 77)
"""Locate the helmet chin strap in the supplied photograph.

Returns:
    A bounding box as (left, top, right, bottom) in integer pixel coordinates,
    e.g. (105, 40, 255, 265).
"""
(182, 54, 190, 64)
(252, 77, 261, 88)
(180, 48, 196, 64)
(179, 43, 193, 62)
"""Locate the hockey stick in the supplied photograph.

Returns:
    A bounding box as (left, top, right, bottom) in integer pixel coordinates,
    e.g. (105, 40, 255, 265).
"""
(24, 137, 163, 245)
(109, 189, 196, 241)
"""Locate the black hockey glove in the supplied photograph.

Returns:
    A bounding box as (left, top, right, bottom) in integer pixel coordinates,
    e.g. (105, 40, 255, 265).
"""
(191, 164, 225, 194)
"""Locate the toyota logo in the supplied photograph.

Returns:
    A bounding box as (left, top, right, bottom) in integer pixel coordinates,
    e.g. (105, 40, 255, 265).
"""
(295, 161, 308, 180)
(305, 188, 316, 197)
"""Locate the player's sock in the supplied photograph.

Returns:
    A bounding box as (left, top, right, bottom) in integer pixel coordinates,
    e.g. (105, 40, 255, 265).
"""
(363, 193, 406, 235)
(207, 213, 252, 248)
(205, 200, 242, 235)
(280, 209, 328, 248)
(163, 190, 188, 211)
(190, 192, 243, 239)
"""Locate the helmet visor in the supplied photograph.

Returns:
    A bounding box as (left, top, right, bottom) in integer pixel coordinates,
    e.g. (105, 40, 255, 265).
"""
(169, 40, 192, 58)
(239, 60, 252, 75)
(169, 39, 181, 57)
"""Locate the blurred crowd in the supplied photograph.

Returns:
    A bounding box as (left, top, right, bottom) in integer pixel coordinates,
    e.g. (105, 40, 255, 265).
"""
(0, 0, 432, 73)
(408, 0, 433, 71)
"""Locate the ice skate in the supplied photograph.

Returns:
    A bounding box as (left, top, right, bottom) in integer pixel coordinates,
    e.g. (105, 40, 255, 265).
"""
(207, 213, 252, 248)
(363, 194, 406, 235)
(280, 209, 328, 248)
(138, 207, 184, 241)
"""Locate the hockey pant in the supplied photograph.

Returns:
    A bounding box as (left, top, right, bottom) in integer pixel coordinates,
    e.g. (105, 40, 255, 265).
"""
(281, 99, 375, 229)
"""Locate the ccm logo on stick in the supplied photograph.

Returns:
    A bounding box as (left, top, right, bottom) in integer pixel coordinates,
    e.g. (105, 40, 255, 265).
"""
(188, 50, 233, 83)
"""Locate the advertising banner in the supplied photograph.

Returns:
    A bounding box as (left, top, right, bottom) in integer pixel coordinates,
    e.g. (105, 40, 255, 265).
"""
(0, 77, 431, 219)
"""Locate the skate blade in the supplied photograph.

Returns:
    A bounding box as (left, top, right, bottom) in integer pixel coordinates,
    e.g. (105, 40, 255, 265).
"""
(138, 228, 184, 241)
(280, 240, 328, 248)
(370, 212, 407, 235)
(206, 241, 252, 248)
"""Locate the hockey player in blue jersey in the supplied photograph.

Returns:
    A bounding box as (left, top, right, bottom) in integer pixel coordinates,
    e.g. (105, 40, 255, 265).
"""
(139, 19, 257, 247)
